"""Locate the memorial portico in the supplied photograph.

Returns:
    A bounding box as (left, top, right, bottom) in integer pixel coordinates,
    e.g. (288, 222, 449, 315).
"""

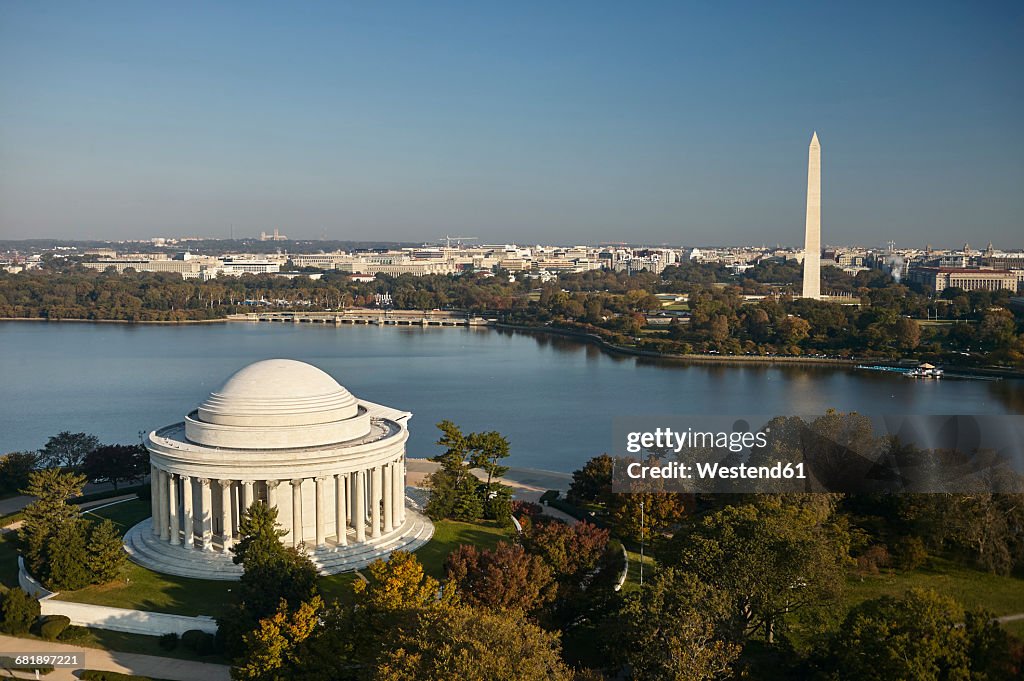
(124, 359, 432, 579)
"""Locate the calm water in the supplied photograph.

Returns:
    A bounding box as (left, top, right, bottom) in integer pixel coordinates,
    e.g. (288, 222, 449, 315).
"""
(1, 321, 1020, 472)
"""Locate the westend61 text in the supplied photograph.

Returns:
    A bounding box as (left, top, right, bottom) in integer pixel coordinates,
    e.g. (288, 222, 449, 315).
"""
(625, 461, 807, 480)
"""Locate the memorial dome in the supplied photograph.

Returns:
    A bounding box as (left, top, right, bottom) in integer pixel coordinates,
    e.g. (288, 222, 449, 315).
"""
(186, 359, 368, 448)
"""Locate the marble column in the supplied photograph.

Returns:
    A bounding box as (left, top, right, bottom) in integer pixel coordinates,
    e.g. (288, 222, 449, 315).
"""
(382, 463, 393, 533)
(335, 473, 347, 546)
(370, 466, 382, 539)
(314, 477, 326, 548)
(150, 465, 160, 536)
(392, 460, 402, 525)
(400, 459, 407, 522)
(157, 469, 170, 541)
(291, 479, 304, 547)
(167, 473, 180, 546)
(242, 480, 254, 517)
(354, 470, 366, 542)
(219, 479, 233, 553)
(181, 475, 193, 549)
(267, 479, 279, 511)
(199, 478, 213, 551)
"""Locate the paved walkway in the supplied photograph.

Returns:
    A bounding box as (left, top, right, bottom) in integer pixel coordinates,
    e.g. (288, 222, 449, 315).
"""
(0, 634, 231, 681)
(2, 494, 140, 535)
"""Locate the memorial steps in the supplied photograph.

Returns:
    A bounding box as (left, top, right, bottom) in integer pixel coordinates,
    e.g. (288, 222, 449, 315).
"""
(124, 501, 434, 581)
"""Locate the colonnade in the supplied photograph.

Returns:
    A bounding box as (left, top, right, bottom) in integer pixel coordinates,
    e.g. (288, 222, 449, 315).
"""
(148, 458, 407, 553)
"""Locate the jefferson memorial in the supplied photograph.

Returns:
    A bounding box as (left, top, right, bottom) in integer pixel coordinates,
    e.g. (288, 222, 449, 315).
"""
(124, 359, 433, 579)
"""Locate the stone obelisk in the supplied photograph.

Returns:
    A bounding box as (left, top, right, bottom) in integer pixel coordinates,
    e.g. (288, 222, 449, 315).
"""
(802, 132, 821, 300)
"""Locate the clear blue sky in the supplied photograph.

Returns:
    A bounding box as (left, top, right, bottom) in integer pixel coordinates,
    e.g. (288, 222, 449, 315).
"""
(1, 1, 1021, 247)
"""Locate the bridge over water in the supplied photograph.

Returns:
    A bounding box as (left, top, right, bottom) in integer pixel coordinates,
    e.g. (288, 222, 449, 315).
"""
(227, 310, 491, 327)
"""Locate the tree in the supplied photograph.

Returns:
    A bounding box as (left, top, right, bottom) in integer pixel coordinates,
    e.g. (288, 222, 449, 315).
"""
(39, 431, 99, 469)
(894, 316, 921, 350)
(0, 588, 40, 634)
(467, 430, 510, 492)
(521, 520, 609, 584)
(829, 589, 1015, 681)
(0, 451, 39, 495)
(18, 469, 87, 579)
(614, 569, 740, 681)
(567, 454, 614, 506)
(425, 421, 484, 521)
(87, 519, 127, 583)
(445, 541, 554, 614)
(82, 444, 148, 490)
(376, 603, 574, 681)
(46, 518, 92, 590)
(220, 502, 319, 656)
(232, 596, 324, 681)
(662, 496, 850, 643)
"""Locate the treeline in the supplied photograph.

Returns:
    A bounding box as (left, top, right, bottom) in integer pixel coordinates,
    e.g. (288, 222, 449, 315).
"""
(3, 259, 1022, 365)
(0, 266, 529, 321)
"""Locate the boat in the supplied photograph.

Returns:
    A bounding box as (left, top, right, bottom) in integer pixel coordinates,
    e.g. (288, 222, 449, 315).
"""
(906, 363, 943, 379)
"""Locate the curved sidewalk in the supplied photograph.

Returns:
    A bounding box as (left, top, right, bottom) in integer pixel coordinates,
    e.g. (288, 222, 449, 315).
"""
(0, 634, 230, 681)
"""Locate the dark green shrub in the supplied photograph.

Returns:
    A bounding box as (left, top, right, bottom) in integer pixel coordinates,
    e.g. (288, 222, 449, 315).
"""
(58, 624, 90, 642)
(0, 588, 40, 634)
(39, 614, 71, 640)
(82, 672, 159, 681)
(158, 632, 178, 650)
(194, 631, 219, 656)
(539, 490, 560, 504)
(180, 628, 204, 650)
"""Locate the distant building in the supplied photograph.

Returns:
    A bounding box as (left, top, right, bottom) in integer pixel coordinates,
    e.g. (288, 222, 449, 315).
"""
(908, 267, 1022, 293)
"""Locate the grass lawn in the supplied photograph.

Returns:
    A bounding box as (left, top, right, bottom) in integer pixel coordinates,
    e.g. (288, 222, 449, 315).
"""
(414, 519, 511, 579)
(54, 497, 236, 617)
(53, 562, 236, 618)
(318, 571, 361, 604)
(844, 556, 1024, 618)
(622, 548, 657, 592)
(81, 498, 151, 532)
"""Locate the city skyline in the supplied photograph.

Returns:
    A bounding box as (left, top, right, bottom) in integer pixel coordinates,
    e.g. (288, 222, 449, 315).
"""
(1, 2, 1022, 246)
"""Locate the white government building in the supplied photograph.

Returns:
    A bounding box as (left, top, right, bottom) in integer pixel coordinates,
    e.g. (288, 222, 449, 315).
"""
(124, 359, 433, 579)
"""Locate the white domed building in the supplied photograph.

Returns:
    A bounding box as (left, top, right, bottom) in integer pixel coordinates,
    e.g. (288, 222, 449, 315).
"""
(124, 359, 433, 579)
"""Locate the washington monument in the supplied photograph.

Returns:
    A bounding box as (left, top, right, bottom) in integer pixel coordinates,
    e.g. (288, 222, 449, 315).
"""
(802, 132, 822, 300)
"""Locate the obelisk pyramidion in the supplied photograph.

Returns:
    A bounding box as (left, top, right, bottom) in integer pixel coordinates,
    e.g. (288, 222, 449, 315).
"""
(802, 132, 822, 300)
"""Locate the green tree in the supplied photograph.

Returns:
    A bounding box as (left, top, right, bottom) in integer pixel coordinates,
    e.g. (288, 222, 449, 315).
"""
(425, 421, 484, 521)
(0, 588, 41, 634)
(47, 518, 92, 590)
(220, 502, 319, 656)
(614, 569, 740, 681)
(86, 519, 127, 583)
(0, 451, 39, 495)
(829, 589, 1014, 681)
(662, 496, 850, 643)
(82, 444, 148, 490)
(376, 603, 574, 681)
(18, 469, 87, 579)
(567, 454, 614, 506)
(39, 431, 100, 469)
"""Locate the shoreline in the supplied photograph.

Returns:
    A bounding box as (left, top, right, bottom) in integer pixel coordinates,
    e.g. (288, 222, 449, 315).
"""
(493, 322, 1024, 379)
(0, 316, 227, 325)
(3, 316, 1020, 378)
